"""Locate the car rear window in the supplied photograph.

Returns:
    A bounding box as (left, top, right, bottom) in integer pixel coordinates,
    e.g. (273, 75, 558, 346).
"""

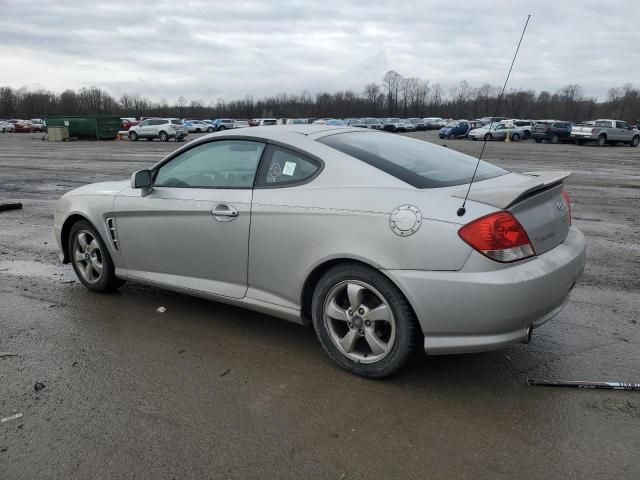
(317, 131, 507, 188)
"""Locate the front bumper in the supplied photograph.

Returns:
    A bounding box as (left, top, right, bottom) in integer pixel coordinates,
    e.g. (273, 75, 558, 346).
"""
(384, 227, 586, 355)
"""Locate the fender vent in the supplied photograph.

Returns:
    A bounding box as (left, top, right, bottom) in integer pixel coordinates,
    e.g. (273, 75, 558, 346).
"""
(106, 217, 120, 253)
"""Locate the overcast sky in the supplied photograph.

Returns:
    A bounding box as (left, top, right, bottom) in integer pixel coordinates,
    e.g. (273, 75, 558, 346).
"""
(1, 0, 638, 102)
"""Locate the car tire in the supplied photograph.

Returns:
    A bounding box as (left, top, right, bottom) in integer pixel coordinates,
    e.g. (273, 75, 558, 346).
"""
(207, 127, 214, 133)
(159, 131, 169, 142)
(550, 134, 559, 144)
(484, 133, 492, 141)
(448, 133, 455, 140)
(512, 133, 520, 141)
(129, 131, 138, 141)
(195, 128, 201, 133)
(311, 264, 419, 378)
(69, 220, 123, 293)
(631, 136, 640, 147)
(598, 134, 607, 146)
(535, 139, 542, 143)
(219, 126, 226, 131)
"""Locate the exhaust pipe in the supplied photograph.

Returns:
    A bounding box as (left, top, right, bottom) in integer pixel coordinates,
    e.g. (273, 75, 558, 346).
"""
(521, 326, 533, 344)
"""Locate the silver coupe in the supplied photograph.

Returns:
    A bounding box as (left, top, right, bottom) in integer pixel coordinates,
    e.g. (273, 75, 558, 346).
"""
(54, 126, 586, 378)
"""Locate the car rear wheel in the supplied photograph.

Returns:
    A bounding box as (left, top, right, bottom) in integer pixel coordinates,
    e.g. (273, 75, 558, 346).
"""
(219, 126, 226, 131)
(631, 136, 640, 147)
(129, 131, 138, 141)
(598, 134, 607, 146)
(550, 134, 559, 144)
(484, 133, 492, 141)
(69, 220, 123, 292)
(159, 131, 169, 142)
(312, 264, 419, 378)
(511, 133, 520, 141)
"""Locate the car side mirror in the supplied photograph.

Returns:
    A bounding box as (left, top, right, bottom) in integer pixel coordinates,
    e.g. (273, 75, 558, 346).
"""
(131, 169, 153, 196)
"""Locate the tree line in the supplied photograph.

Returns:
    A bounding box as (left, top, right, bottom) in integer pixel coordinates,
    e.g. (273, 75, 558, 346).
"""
(2, 71, 640, 123)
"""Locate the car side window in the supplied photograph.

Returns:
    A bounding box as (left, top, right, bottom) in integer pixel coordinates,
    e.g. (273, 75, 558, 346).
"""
(154, 140, 265, 188)
(617, 121, 630, 129)
(259, 146, 321, 187)
(139, 120, 149, 127)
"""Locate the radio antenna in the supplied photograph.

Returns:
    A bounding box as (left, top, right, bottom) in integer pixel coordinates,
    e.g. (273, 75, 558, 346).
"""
(457, 14, 531, 217)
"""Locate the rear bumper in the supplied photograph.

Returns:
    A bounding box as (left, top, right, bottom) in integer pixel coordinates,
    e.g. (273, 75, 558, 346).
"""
(384, 227, 586, 355)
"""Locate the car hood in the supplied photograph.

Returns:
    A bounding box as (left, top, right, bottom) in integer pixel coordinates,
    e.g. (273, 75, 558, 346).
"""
(64, 180, 129, 197)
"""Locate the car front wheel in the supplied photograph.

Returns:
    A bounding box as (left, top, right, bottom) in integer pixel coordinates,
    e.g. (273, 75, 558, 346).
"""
(159, 131, 169, 142)
(69, 220, 123, 292)
(484, 133, 492, 141)
(129, 131, 138, 141)
(312, 264, 419, 378)
(631, 136, 640, 147)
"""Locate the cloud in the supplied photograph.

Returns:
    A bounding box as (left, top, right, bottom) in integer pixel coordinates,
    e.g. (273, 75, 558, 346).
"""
(0, 0, 637, 101)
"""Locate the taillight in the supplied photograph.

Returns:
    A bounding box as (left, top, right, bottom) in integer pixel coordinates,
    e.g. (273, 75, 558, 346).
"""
(458, 212, 535, 263)
(591, 128, 597, 134)
(562, 189, 572, 225)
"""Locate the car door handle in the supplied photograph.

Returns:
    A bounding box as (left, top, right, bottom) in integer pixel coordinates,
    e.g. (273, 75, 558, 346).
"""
(211, 204, 239, 221)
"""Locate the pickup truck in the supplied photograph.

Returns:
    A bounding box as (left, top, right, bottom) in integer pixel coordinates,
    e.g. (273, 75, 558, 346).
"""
(571, 119, 640, 146)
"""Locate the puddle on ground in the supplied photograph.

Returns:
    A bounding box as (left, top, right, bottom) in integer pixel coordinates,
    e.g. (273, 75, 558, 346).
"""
(0, 260, 75, 281)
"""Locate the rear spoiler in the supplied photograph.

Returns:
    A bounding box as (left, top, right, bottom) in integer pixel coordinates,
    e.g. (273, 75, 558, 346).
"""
(452, 171, 571, 209)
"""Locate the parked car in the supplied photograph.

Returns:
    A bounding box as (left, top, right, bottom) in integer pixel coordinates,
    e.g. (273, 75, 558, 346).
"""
(508, 120, 533, 136)
(128, 118, 187, 141)
(53, 125, 585, 378)
(531, 121, 573, 144)
(468, 122, 526, 141)
(344, 118, 367, 128)
(234, 120, 250, 129)
(30, 119, 46, 132)
(120, 119, 140, 131)
(213, 119, 236, 131)
(285, 119, 309, 125)
(406, 118, 427, 131)
(423, 117, 446, 130)
(468, 120, 486, 131)
(13, 121, 34, 133)
(185, 121, 211, 133)
(313, 119, 346, 126)
(382, 118, 412, 132)
(571, 119, 640, 146)
(0, 120, 15, 133)
(200, 120, 217, 132)
(439, 120, 471, 139)
(257, 118, 279, 126)
(477, 116, 508, 124)
(362, 118, 383, 130)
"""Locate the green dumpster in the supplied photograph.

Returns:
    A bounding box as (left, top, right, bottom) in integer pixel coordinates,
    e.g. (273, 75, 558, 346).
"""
(45, 115, 121, 140)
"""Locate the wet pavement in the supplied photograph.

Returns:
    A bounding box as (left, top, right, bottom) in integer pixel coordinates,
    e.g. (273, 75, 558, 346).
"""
(1, 132, 639, 479)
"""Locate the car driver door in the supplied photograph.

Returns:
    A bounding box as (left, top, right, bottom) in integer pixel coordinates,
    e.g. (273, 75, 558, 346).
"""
(113, 139, 265, 299)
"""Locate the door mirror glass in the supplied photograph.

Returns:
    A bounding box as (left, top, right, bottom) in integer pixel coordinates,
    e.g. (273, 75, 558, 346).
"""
(131, 169, 152, 189)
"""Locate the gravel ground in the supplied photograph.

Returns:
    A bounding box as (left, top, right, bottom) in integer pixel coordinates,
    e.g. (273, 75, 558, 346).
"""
(0, 131, 638, 479)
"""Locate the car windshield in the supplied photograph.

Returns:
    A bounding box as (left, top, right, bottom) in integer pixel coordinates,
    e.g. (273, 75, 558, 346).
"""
(171, 120, 183, 125)
(318, 131, 507, 188)
(263, 120, 277, 125)
(389, 118, 401, 123)
(445, 121, 458, 127)
(364, 118, 380, 124)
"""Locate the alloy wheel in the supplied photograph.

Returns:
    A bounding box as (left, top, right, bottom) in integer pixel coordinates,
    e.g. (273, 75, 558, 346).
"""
(323, 280, 396, 364)
(73, 230, 104, 284)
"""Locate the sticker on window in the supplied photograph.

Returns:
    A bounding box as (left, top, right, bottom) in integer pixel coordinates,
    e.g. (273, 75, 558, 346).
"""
(282, 161, 296, 176)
